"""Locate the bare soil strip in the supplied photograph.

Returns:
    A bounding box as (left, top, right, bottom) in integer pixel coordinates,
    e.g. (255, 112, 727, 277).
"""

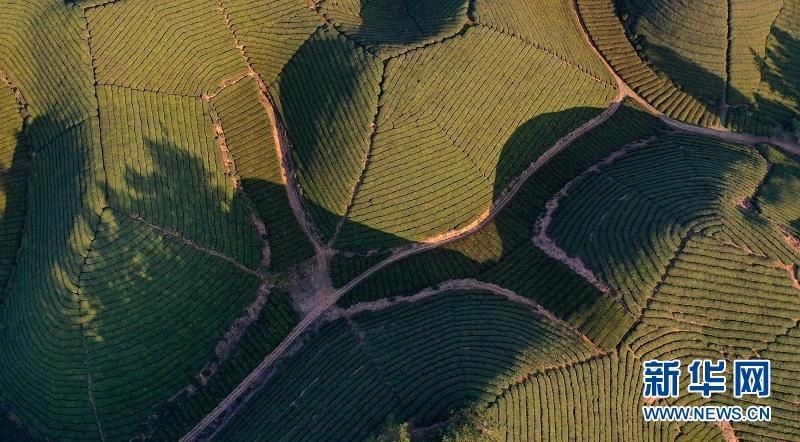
(717, 420, 739, 442)
(774, 262, 800, 290)
(215, 281, 274, 362)
(0, 69, 31, 123)
(208, 105, 271, 269)
(202, 71, 251, 102)
(332, 278, 604, 353)
(74, 213, 107, 442)
(118, 210, 266, 279)
(533, 137, 655, 301)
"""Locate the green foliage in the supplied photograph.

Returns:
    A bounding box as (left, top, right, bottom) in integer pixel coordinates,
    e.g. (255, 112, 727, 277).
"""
(549, 133, 798, 314)
(588, 0, 800, 135)
(98, 85, 262, 268)
(441, 406, 501, 442)
(0, 0, 95, 147)
(755, 145, 800, 235)
(579, 0, 720, 126)
(319, 0, 468, 57)
(368, 415, 411, 442)
(624, 234, 800, 440)
(491, 349, 678, 441)
(148, 291, 299, 440)
(0, 118, 105, 439)
(223, 0, 320, 84)
(0, 0, 797, 440)
(273, 27, 383, 239)
(625, 0, 729, 103)
(474, 0, 615, 83)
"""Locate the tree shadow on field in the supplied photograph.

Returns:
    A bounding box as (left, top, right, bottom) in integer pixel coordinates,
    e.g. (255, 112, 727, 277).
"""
(753, 28, 800, 133)
(615, 0, 800, 136)
(273, 0, 467, 240)
(0, 108, 29, 303)
(346, 0, 468, 48)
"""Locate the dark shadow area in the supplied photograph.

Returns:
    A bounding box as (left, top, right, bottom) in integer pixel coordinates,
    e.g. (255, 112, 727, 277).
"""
(273, 31, 379, 239)
(129, 108, 629, 440)
(0, 113, 105, 441)
(0, 115, 29, 303)
(754, 28, 800, 135)
(614, 0, 800, 137)
(753, 145, 800, 236)
(342, 0, 468, 49)
(4, 100, 791, 442)
(3, 2, 796, 438)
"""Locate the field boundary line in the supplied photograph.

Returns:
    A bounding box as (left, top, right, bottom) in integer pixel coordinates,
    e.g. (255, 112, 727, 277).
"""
(331, 59, 388, 246)
(0, 69, 32, 301)
(81, 0, 125, 10)
(475, 23, 616, 87)
(96, 82, 201, 99)
(333, 278, 605, 353)
(81, 9, 110, 205)
(74, 208, 107, 442)
(342, 317, 406, 407)
(112, 208, 266, 280)
(488, 352, 608, 407)
(387, 22, 473, 59)
(616, 231, 694, 351)
(722, 0, 733, 120)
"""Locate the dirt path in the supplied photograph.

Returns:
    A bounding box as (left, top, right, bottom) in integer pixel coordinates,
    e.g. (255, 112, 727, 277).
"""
(659, 117, 800, 156)
(330, 278, 605, 353)
(532, 137, 655, 300)
(717, 420, 739, 442)
(119, 210, 266, 280)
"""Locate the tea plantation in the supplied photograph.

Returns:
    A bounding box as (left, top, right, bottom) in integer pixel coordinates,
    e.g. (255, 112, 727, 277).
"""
(0, 0, 797, 440)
